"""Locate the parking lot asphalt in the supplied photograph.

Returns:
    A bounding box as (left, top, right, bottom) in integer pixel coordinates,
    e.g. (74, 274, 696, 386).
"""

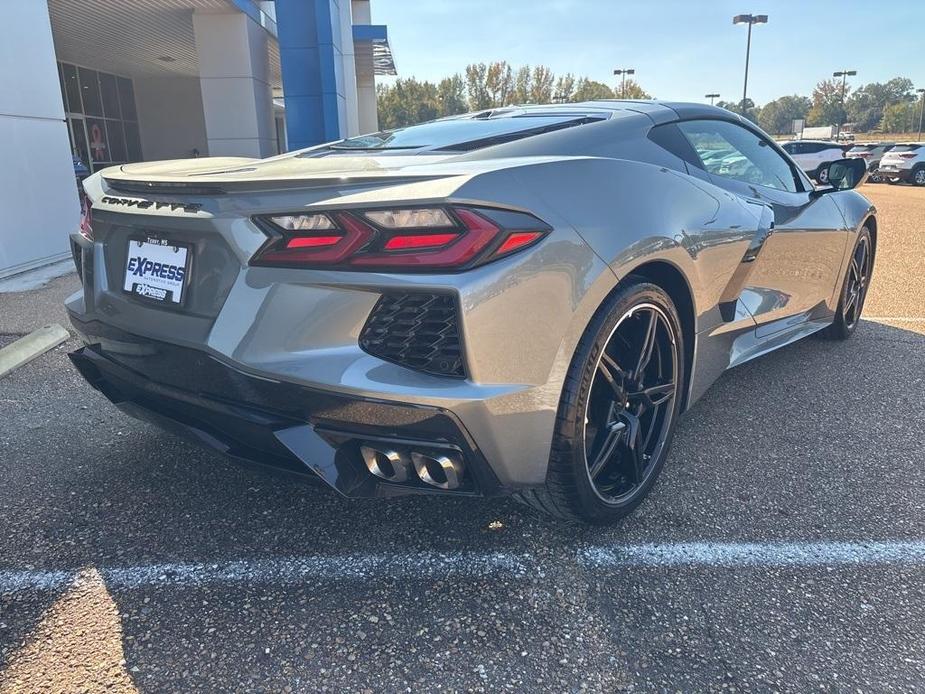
(1, 185, 924, 692)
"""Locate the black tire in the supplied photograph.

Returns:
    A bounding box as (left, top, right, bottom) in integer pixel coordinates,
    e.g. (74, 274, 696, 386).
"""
(516, 279, 685, 523)
(815, 163, 831, 185)
(821, 226, 873, 340)
(912, 166, 925, 187)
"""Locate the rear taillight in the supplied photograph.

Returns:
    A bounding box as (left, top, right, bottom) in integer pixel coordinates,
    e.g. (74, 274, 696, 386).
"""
(899, 153, 917, 159)
(250, 206, 550, 272)
(79, 196, 93, 241)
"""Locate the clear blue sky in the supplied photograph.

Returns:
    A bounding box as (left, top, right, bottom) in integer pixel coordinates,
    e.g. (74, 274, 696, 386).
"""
(373, 0, 925, 105)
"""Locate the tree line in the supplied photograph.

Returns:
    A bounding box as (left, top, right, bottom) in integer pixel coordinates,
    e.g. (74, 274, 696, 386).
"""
(376, 61, 650, 130)
(377, 62, 920, 136)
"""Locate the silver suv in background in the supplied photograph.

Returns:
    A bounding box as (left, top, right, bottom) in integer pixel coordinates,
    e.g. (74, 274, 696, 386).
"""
(877, 144, 925, 186)
(846, 142, 895, 182)
(780, 140, 846, 184)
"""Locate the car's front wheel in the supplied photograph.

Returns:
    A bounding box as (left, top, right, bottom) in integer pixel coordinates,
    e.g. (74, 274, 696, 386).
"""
(821, 226, 873, 340)
(516, 280, 685, 523)
(912, 166, 925, 186)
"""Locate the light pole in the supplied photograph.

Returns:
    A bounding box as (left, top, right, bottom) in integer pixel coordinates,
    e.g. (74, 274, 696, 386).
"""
(833, 69, 856, 138)
(613, 68, 635, 99)
(733, 13, 768, 114)
(917, 88, 925, 141)
(705, 93, 720, 106)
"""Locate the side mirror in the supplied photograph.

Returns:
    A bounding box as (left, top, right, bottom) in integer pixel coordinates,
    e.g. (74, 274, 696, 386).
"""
(824, 158, 867, 191)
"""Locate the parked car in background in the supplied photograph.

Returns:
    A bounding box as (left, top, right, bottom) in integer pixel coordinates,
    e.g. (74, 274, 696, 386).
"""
(877, 144, 925, 186)
(780, 140, 846, 184)
(66, 102, 876, 523)
(846, 142, 895, 182)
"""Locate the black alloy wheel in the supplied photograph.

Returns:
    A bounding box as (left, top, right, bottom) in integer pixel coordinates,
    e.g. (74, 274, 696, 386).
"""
(822, 227, 873, 340)
(842, 233, 872, 331)
(583, 303, 678, 504)
(517, 281, 685, 523)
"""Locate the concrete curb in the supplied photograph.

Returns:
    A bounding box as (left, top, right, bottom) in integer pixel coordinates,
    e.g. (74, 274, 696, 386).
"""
(0, 324, 70, 379)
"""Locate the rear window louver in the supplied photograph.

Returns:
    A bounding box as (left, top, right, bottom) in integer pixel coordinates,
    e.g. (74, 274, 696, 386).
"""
(104, 179, 226, 196)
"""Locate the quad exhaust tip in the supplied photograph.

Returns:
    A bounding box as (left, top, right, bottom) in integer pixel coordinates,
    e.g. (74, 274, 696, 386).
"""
(360, 445, 410, 483)
(411, 451, 464, 490)
(360, 444, 465, 490)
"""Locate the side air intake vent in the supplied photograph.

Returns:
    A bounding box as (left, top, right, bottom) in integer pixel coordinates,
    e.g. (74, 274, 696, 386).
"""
(359, 293, 465, 378)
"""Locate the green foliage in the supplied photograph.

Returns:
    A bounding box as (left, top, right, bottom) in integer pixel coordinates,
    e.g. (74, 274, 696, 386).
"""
(572, 78, 615, 101)
(848, 78, 915, 132)
(757, 95, 811, 135)
(376, 65, 916, 138)
(880, 99, 919, 133)
(715, 98, 759, 124)
(376, 62, 653, 129)
(807, 78, 849, 127)
(617, 79, 653, 100)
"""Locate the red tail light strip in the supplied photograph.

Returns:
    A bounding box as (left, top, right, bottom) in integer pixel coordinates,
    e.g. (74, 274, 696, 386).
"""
(286, 235, 343, 249)
(495, 231, 545, 256)
(251, 205, 550, 271)
(383, 233, 460, 250)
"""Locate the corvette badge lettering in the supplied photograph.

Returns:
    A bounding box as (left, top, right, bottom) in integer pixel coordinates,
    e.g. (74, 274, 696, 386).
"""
(101, 196, 202, 213)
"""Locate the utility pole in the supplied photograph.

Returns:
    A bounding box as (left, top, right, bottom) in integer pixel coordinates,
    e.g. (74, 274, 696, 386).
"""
(833, 70, 856, 138)
(917, 88, 925, 142)
(705, 93, 720, 106)
(733, 14, 768, 114)
(613, 68, 635, 99)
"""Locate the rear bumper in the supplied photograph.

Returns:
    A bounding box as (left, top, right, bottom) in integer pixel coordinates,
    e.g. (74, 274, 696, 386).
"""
(67, 317, 508, 498)
(876, 167, 913, 181)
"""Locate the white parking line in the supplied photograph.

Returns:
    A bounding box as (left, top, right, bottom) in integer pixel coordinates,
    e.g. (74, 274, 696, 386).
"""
(3, 541, 925, 596)
(0, 551, 529, 595)
(581, 540, 925, 568)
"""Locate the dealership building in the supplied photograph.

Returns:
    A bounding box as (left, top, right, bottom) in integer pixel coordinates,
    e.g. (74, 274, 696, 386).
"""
(0, 0, 395, 278)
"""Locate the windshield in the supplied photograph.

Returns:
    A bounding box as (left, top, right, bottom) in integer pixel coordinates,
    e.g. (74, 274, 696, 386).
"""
(848, 145, 877, 152)
(890, 145, 921, 152)
(321, 114, 603, 152)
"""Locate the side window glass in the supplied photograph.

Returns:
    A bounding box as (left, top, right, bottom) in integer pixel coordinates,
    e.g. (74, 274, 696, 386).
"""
(647, 123, 703, 169)
(678, 120, 800, 193)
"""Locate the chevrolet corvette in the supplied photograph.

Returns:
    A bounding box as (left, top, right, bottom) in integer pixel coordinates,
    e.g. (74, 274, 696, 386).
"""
(66, 101, 875, 523)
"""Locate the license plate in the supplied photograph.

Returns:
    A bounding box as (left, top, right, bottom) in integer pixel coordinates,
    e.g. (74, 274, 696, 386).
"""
(123, 238, 190, 304)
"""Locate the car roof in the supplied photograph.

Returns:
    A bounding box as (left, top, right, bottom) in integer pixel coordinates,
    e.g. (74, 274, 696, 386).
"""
(489, 100, 735, 119)
(792, 140, 843, 145)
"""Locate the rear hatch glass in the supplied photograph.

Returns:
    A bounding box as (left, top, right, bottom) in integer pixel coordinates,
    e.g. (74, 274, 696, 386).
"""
(313, 113, 606, 154)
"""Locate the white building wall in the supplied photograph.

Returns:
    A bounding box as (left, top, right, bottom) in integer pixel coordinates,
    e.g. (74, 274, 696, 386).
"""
(134, 75, 210, 161)
(351, 0, 379, 135)
(0, 1, 79, 278)
(339, 0, 360, 137)
(192, 10, 276, 158)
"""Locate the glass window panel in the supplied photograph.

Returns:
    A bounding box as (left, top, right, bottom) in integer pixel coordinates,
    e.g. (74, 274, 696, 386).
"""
(86, 118, 110, 162)
(63, 64, 82, 114)
(117, 77, 137, 121)
(679, 120, 800, 193)
(99, 72, 121, 119)
(57, 63, 69, 112)
(78, 68, 103, 116)
(123, 121, 142, 161)
(70, 119, 91, 168)
(106, 120, 127, 162)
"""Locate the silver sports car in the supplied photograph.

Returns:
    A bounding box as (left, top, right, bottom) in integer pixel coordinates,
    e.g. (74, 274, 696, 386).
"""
(66, 101, 875, 523)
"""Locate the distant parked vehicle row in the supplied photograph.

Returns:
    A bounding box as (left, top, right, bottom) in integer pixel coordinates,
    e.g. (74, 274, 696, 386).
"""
(780, 140, 847, 184)
(781, 139, 925, 186)
(876, 144, 925, 186)
(845, 142, 895, 183)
